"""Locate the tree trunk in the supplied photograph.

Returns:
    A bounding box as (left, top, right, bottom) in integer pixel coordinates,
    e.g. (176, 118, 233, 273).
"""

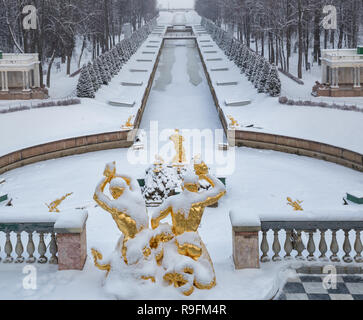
(297, 0, 303, 79)
(46, 49, 56, 88)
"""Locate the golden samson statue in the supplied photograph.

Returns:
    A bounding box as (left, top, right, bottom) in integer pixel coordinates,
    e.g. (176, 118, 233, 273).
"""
(92, 158, 226, 296)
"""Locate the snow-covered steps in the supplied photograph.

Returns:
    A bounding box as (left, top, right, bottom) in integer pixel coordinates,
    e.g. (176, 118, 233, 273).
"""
(142, 51, 156, 54)
(216, 81, 238, 86)
(121, 81, 143, 86)
(211, 67, 229, 72)
(136, 59, 152, 62)
(146, 45, 158, 48)
(225, 98, 251, 107)
(204, 50, 218, 54)
(206, 58, 222, 61)
(200, 40, 211, 43)
(201, 45, 214, 48)
(108, 100, 136, 108)
(129, 69, 148, 73)
(149, 40, 161, 43)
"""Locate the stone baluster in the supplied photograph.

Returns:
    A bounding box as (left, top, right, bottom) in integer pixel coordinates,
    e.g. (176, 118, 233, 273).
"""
(284, 230, 293, 260)
(343, 230, 353, 263)
(319, 229, 328, 261)
(37, 232, 48, 264)
(49, 233, 58, 264)
(260, 230, 270, 262)
(307, 230, 316, 261)
(15, 232, 24, 263)
(330, 230, 340, 262)
(272, 229, 281, 261)
(26, 232, 36, 263)
(295, 230, 305, 260)
(4, 232, 14, 263)
(354, 230, 363, 263)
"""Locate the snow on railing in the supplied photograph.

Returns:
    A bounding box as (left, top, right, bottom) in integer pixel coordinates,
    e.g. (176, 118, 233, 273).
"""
(0, 209, 88, 269)
(230, 209, 363, 270)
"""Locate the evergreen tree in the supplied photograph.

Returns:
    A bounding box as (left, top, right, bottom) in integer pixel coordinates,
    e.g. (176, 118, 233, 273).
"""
(258, 61, 271, 93)
(246, 52, 257, 81)
(98, 56, 111, 85)
(87, 62, 99, 91)
(265, 65, 281, 97)
(93, 59, 103, 89)
(77, 65, 95, 98)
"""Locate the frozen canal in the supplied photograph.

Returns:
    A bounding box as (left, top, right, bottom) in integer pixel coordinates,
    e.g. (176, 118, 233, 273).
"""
(140, 38, 222, 131)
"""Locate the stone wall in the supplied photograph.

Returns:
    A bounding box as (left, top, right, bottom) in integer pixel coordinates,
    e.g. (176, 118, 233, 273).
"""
(0, 130, 132, 175)
(231, 130, 363, 172)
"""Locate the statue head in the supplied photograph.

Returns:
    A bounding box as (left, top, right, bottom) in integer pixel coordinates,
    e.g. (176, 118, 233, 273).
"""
(182, 169, 199, 193)
(109, 178, 127, 199)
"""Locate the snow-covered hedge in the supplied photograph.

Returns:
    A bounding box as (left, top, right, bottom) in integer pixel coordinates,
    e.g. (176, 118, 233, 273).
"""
(201, 17, 281, 97)
(77, 17, 158, 98)
(279, 96, 361, 113)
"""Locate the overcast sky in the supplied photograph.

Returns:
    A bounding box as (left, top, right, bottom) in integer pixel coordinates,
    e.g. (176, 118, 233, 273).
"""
(157, 0, 195, 9)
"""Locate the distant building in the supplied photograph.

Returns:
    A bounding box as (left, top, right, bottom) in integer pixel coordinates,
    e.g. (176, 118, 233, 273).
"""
(315, 47, 363, 97)
(0, 53, 48, 100)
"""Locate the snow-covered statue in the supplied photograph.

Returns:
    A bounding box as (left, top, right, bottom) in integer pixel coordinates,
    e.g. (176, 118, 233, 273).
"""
(91, 160, 226, 297)
(151, 160, 226, 295)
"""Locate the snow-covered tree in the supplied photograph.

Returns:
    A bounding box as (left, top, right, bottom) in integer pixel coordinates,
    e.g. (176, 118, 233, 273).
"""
(265, 65, 281, 97)
(257, 61, 271, 93)
(77, 65, 95, 98)
(98, 56, 111, 85)
(87, 62, 99, 92)
(142, 164, 184, 205)
(92, 59, 104, 89)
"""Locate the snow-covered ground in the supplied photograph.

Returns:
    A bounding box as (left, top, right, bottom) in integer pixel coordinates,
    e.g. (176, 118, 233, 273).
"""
(1, 145, 362, 300)
(195, 25, 363, 154)
(0, 29, 164, 156)
(0, 10, 363, 300)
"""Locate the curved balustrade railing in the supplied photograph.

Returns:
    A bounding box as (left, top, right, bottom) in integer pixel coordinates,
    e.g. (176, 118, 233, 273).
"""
(260, 220, 363, 264)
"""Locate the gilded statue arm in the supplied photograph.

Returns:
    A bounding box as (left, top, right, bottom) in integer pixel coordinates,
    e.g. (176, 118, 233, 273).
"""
(93, 176, 114, 211)
(200, 174, 226, 208)
(151, 205, 173, 229)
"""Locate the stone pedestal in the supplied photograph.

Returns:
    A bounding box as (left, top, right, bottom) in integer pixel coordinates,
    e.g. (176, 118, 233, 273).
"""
(229, 210, 261, 270)
(232, 226, 260, 269)
(54, 210, 88, 271)
(57, 228, 87, 270)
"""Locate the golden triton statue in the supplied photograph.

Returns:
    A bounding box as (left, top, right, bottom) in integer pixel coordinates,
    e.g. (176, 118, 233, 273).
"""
(227, 115, 239, 128)
(151, 160, 226, 295)
(46, 192, 73, 212)
(287, 197, 304, 211)
(122, 115, 134, 129)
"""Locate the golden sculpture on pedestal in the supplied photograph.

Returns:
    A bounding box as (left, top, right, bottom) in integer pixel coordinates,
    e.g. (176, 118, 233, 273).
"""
(92, 158, 226, 296)
(46, 192, 73, 212)
(227, 115, 239, 129)
(122, 115, 134, 129)
(169, 129, 186, 165)
(287, 197, 304, 211)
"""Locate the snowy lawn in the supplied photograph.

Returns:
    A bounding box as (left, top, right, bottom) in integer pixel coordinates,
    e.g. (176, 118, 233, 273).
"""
(195, 26, 363, 154)
(0, 146, 362, 299)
